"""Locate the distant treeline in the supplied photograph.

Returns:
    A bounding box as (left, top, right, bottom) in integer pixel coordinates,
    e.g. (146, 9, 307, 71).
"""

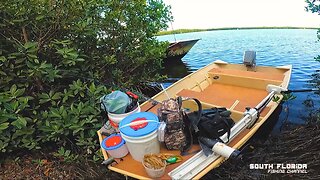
(157, 27, 319, 35)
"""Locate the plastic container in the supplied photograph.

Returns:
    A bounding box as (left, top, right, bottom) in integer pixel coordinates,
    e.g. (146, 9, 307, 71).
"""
(142, 160, 166, 178)
(101, 134, 129, 158)
(119, 112, 160, 162)
(108, 103, 141, 130)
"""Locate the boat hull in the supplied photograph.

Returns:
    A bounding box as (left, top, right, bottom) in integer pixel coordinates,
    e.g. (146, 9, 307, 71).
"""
(98, 60, 292, 179)
(166, 39, 200, 60)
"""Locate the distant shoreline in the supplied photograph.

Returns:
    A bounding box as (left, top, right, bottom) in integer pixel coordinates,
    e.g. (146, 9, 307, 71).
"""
(157, 26, 319, 36)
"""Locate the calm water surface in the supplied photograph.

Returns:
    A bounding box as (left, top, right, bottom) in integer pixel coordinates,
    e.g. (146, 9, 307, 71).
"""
(158, 29, 320, 126)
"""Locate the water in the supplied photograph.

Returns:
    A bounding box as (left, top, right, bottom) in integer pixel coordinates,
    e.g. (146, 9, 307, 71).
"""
(158, 29, 320, 126)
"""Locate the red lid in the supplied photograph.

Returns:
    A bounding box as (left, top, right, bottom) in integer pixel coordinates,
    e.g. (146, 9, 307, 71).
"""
(130, 117, 148, 131)
(105, 135, 122, 147)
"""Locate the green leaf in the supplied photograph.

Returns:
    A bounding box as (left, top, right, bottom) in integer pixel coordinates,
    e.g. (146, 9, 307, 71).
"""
(76, 58, 85, 62)
(27, 54, 38, 59)
(14, 88, 25, 97)
(39, 93, 50, 104)
(10, 85, 17, 95)
(24, 42, 38, 51)
(12, 19, 25, 23)
(50, 110, 62, 118)
(12, 101, 19, 111)
(0, 123, 9, 130)
(0, 70, 7, 76)
(89, 82, 96, 93)
(12, 128, 35, 139)
(39, 99, 50, 104)
(11, 117, 27, 129)
(57, 147, 65, 155)
(67, 52, 78, 58)
(65, 150, 71, 156)
(36, 15, 44, 21)
(3, 102, 14, 112)
(39, 93, 50, 99)
(272, 96, 280, 103)
(0, 56, 7, 62)
(52, 92, 62, 100)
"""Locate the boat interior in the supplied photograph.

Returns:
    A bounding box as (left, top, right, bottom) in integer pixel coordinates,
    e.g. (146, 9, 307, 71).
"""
(98, 60, 291, 179)
(142, 61, 290, 124)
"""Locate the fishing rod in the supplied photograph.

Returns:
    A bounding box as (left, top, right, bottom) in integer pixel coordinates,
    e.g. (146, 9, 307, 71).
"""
(255, 86, 319, 114)
(283, 89, 319, 93)
(168, 84, 300, 179)
(267, 85, 319, 94)
(143, 83, 169, 112)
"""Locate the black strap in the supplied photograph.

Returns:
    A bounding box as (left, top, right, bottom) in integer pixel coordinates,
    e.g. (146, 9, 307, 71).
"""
(180, 97, 202, 155)
(183, 98, 202, 132)
(177, 96, 183, 110)
(100, 102, 109, 124)
(221, 117, 232, 143)
(181, 111, 193, 154)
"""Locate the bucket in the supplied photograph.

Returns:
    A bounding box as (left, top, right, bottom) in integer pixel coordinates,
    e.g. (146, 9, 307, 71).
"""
(108, 103, 141, 130)
(142, 159, 166, 178)
(101, 134, 129, 158)
(119, 112, 160, 162)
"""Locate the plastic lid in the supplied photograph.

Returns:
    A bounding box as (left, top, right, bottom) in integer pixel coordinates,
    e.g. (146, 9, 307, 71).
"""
(101, 134, 125, 150)
(119, 112, 159, 137)
(130, 117, 148, 130)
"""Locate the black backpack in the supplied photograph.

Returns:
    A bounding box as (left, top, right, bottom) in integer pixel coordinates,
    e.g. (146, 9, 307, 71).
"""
(187, 107, 235, 143)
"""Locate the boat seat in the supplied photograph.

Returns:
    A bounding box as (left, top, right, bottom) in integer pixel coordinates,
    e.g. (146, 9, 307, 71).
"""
(178, 89, 235, 109)
(209, 68, 284, 81)
(208, 68, 284, 89)
(177, 83, 270, 116)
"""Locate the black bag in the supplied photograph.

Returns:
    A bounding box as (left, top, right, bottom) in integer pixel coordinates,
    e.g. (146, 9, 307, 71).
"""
(188, 107, 235, 143)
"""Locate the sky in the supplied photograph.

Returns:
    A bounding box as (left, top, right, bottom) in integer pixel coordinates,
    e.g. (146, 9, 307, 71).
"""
(163, 0, 320, 29)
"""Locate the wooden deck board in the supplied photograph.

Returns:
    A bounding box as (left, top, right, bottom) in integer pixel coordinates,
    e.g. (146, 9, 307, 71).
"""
(209, 68, 284, 81)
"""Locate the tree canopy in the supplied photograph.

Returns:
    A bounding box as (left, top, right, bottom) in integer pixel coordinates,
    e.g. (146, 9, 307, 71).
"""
(305, 0, 320, 14)
(0, 0, 172, 156)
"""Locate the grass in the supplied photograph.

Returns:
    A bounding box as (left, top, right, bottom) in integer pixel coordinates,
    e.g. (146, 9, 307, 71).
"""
(157, 26, 319, 36)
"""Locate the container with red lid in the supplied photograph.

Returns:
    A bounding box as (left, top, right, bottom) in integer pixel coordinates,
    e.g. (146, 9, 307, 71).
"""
(101, 134, 129, 158)
(119, 112, 160, 162)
